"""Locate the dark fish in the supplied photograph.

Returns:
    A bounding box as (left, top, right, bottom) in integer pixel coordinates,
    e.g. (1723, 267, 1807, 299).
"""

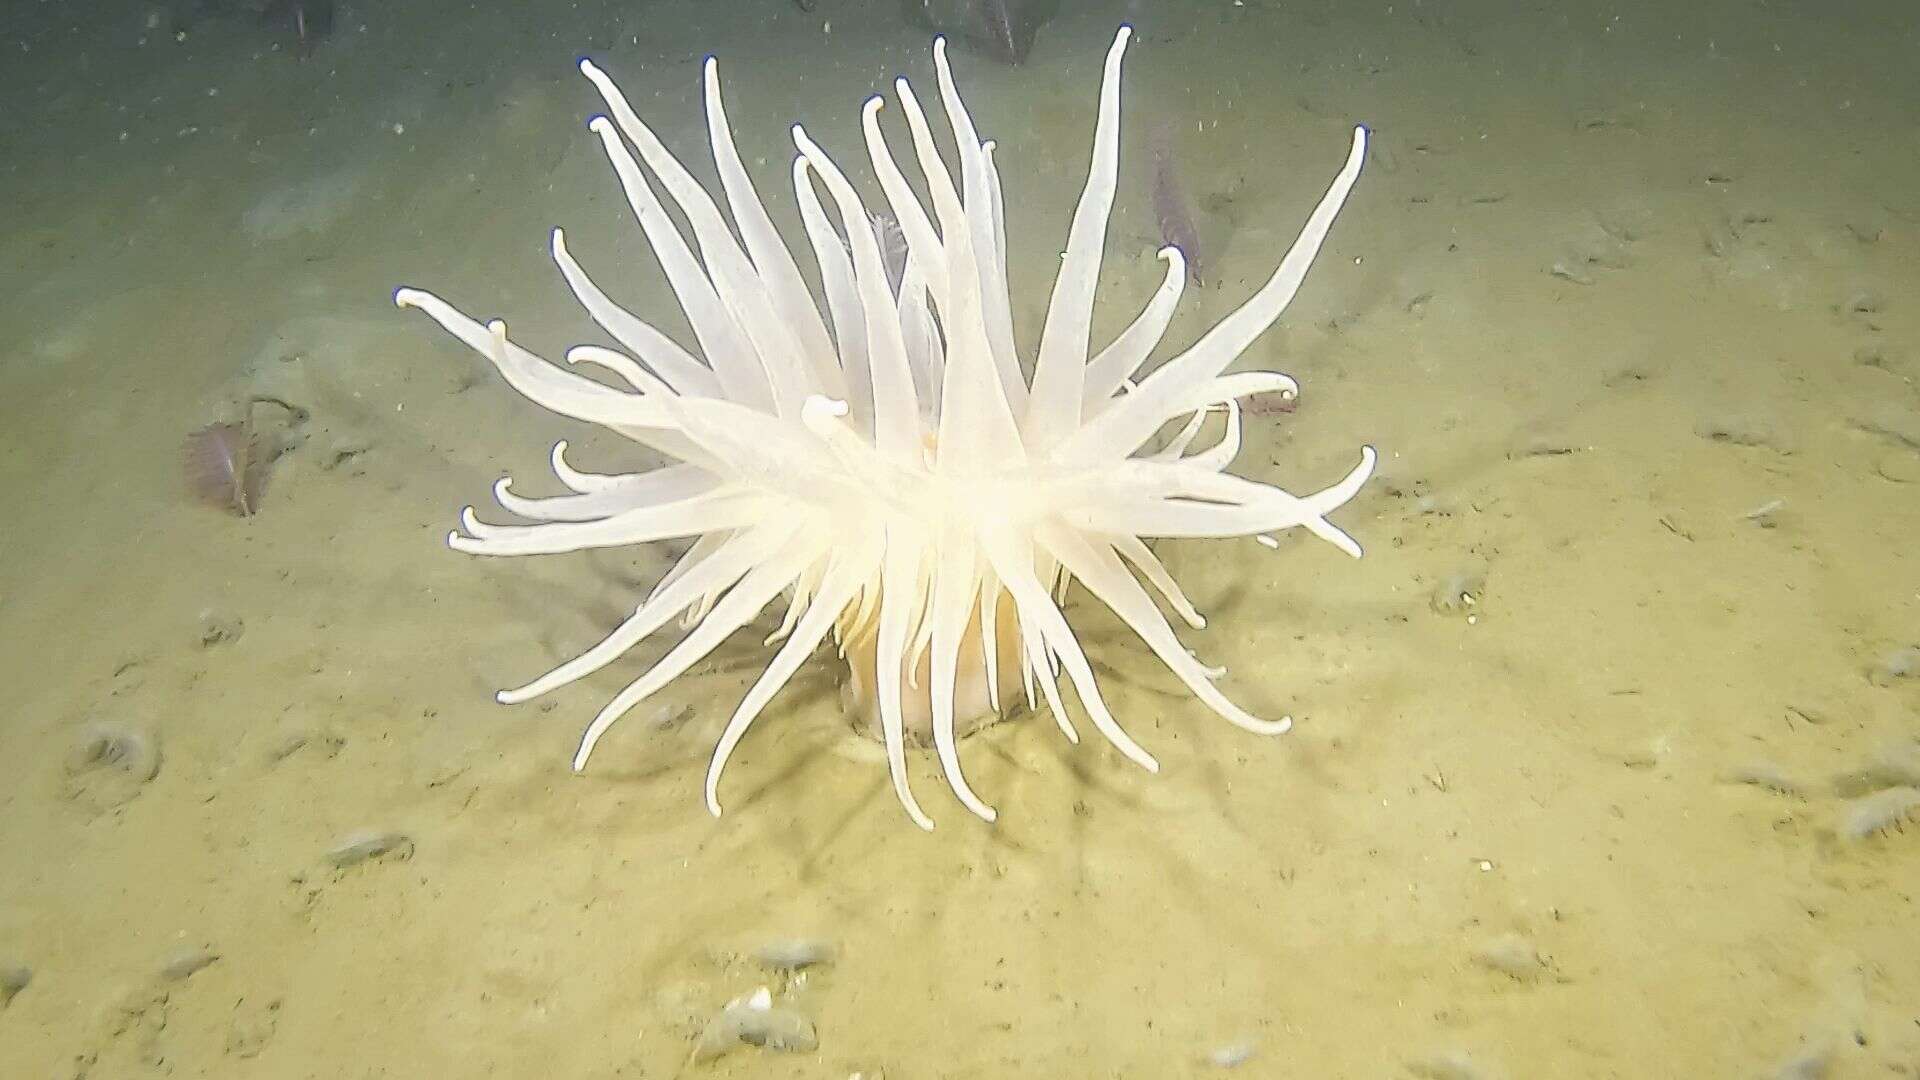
(1148, 123, 1204, 286)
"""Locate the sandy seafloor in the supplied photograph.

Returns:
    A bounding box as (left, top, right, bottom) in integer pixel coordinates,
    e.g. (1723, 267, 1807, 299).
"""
(2, 0, 1918, 1075)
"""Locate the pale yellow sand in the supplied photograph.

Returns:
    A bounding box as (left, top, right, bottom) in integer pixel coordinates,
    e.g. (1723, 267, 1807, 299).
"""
(2, 0, 1917, 1076)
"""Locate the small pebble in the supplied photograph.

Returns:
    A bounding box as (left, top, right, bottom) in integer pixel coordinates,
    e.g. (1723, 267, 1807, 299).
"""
(1429, 567, 1487, 616)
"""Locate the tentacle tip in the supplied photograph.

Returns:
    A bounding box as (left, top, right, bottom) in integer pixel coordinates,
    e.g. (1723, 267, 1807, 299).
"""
(577, 57, 599, 77)
(804, 394, 851, 418)
(392, 287, 419, 309)
(493, 690, 512, 704)
(1117, 24, 1134, 43)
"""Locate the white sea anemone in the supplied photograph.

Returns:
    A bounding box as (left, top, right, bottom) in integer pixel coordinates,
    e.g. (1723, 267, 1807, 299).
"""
(395, 26, 1374, 829)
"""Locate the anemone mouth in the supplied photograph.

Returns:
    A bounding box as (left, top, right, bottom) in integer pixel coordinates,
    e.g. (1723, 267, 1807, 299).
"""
(394, 26, 1374, 831)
